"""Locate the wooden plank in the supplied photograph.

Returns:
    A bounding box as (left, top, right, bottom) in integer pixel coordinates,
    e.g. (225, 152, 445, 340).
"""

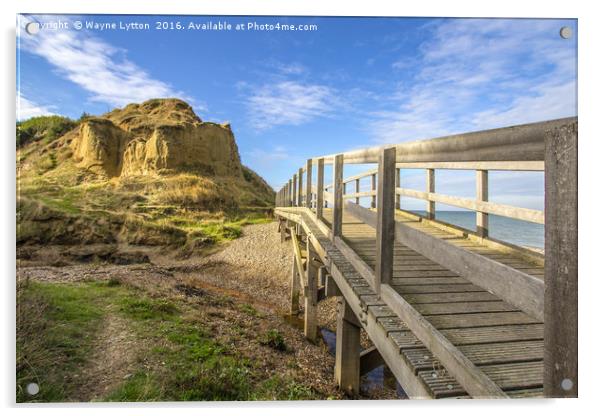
(380, 285, 507, 398)
(292, 174, 297, 206)
(316, 158, 324, 220)
(371, 173, 377, 208)
(403, 292, 500, 304)
(426, 311, 538, 329)
(290, 232, 306, 286)
(404, 341, 543, 370)
(544, 121, 578, 398)
(476, 170, 489, 237)
(320, 118, 574, 164)
(397, 187, 544, 224)
(413, 301, 517, 315)
(440, 324, 543, 345)
(375, 147, 396, 293)
(395, 161, 545, 171)
(392, 277, 467, 286)
(332, 154, 344, 240)
(344, 201, 545, 321)
(290, 254, 301, 315)
(393, 284, 486, 294)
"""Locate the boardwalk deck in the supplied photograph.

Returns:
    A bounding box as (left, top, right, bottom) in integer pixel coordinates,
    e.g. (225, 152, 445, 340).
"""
(277, 206, 544, 398)
(273, 118, 577, 399)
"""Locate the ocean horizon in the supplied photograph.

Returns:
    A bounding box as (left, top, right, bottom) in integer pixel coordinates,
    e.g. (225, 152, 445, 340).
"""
(410, 210, 544, 250)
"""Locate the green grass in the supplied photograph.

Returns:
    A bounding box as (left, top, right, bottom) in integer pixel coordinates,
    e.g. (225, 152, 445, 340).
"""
(17, 281, 316, 402)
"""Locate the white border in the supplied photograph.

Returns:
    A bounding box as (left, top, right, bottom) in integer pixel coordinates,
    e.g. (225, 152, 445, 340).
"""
(3, 1, 600, 415)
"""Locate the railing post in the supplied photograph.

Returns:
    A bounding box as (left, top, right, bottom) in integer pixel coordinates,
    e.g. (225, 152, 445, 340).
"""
(371, 173, 376, 208)
(476, 170, 489, 237)
(395, 168, 401, 209)
(287, 179, 292, 207)
(426, 168, 435, 219)
(375, 147, 396, 295)
(298, 168, 303, 207)
(305, 159, 313, 209)
(292, 174, 298, 207)
(544, 121, 578, 398)
(305, 239, 319, 342)
(332, 154, 344, 241)
(335, 297, 361, 396)
(317, 158, 324, 220)
(355, 178, 360, 204)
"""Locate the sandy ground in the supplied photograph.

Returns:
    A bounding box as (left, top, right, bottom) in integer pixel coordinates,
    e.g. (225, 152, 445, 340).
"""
(17, 221, 399, 400)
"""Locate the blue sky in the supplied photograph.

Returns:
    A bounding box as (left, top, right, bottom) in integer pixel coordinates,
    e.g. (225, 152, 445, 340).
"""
(17, 15, 577, 211)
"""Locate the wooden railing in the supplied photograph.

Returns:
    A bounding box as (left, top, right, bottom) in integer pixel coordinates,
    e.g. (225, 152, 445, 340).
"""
(274, 117, 578, 397)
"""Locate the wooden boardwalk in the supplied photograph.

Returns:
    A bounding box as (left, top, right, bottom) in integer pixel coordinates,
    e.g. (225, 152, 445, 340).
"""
(274, 118, 577, 399)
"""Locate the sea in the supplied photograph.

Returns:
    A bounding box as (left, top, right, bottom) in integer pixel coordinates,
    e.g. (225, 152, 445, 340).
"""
(410, 210, 544, 250)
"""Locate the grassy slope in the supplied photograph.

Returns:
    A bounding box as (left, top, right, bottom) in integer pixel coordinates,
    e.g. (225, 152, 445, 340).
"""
(17, 116, 275, 252)
(17, 280, 321, 402)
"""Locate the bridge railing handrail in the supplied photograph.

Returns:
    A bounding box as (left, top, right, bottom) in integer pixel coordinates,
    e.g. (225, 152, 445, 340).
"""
(274, 117, 578, 398)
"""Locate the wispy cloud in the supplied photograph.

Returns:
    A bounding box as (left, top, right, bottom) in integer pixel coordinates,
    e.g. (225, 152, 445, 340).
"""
(245, 80, 339, 130)
(16, 92, 55, 120)
(247, 145, 290, 162)
(371, 19, 577, 143)
(18, 16, 202, 111)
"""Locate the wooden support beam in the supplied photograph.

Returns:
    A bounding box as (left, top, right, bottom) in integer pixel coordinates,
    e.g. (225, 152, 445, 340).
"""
(325, 274, 342, 297)
(544, 121, 578, 398)
(317, 158, 325, 220)
(375, 147, 396, 294)
(426, 168, 435, 220)
(305, 239, 319, 342)
(332, 154, 344, 240)
(305, 159, 313, 209)
(318, 266, 327, 287)
(298, 168, 303, 207)
(290, 255, 300, 315)
(279, 219, 287, 242)
(360, 346, 385, 376)
(476, 170, 489, 237)
(371, 173, 377, 208)
(335, 297, 361, 396)
(355, 178, 360, 204)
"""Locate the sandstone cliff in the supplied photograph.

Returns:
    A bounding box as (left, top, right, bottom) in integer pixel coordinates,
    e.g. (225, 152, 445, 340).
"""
(70, 99, 243, 178)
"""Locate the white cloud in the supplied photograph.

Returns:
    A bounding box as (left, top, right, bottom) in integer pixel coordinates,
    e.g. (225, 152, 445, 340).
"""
(246, 81, 338, 130)
(18, 16, 199, 110)
(16, 93, 55, 120)
(247, 145, 290, 162)
(371, 19, 577, 144)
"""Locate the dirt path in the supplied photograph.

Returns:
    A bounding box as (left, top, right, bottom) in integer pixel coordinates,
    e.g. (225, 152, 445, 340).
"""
(75, 312, 138, 401)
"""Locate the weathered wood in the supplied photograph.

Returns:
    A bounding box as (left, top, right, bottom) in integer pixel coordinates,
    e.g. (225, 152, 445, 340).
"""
(332, 154, 344, 240)
(395, 161, 545, 171)
(290, 255, 300, 315)
(396, 187, 544, 224)
(344, 201, 545, 321)
(320, 118, 574, 164)
(292, 174, 297, 207)
(305, 238, 319, 342)
(290, 231, 306, 287)
(544, 121, 578, 398)
(355, 178, 360, 204)
(335, 297, 361, 396)
(279, 219, 287, 242)
(360, 346, 385, 375)
(375, 147, 396, 294)
(426, 168, 435, 219)
(371, 173, 377, 208)
(316, 158, 325, 220)
(298, 168, 303, 207)
(381, 285, 507, 398)
(305, 159, 313, 209)
(395, 167, 401, 209)
(326, 274, 342, 297)
(476, 170, 489, 237)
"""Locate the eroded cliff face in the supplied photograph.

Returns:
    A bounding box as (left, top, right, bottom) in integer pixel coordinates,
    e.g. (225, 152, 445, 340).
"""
(69, 99, 242, 178)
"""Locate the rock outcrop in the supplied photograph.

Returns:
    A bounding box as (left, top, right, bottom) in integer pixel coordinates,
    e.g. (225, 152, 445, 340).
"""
(70, 98, 242, 178)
